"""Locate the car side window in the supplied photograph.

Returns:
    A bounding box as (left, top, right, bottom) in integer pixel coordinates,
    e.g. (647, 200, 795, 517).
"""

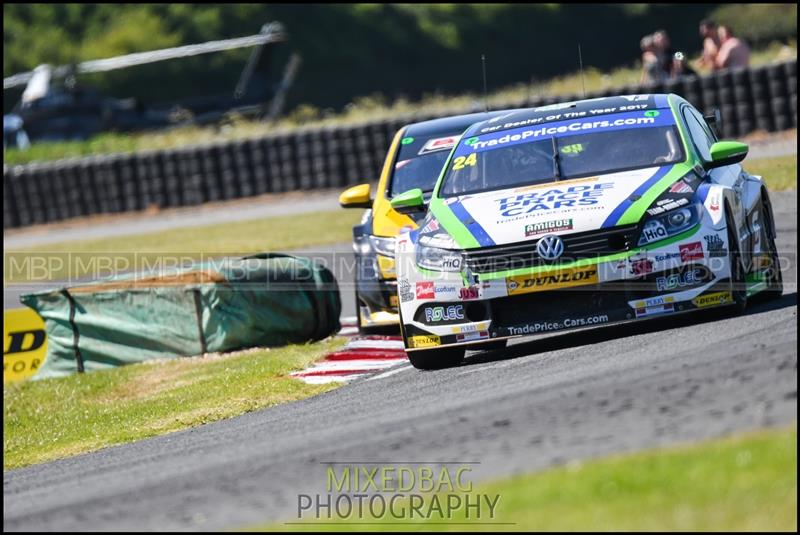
(682, 107, 716, 162)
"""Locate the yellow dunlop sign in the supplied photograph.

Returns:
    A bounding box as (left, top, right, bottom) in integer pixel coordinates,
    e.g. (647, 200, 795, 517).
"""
(692, 291, 732, 309)
(408, 334, 441, 348)
(506, 266, 598, 296)
(4, 308, 48, 383)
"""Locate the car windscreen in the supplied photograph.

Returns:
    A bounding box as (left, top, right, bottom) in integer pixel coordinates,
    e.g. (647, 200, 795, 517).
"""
(439, 110, 684, 197)
(389, 133, 463, 197)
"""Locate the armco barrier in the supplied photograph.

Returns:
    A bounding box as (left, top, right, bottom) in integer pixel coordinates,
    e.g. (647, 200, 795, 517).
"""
(3, 60, 797, 229)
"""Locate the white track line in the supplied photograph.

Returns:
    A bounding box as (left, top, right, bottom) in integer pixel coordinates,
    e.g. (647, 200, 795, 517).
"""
(293, 359, 406, 374)
(344, 339, 405, 350)
(365, 364, 414, 381)
(297, 374, 362, 384)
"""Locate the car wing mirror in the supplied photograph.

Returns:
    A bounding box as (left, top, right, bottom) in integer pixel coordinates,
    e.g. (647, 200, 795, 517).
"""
(339, 183, 372, 209)
(390, 188, 426, 215)
(706, 141, 748, 169)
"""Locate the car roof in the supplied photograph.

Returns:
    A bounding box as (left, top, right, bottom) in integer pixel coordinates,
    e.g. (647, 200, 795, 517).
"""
(403, 109, 523, 137)
(464, 94, 676, 136)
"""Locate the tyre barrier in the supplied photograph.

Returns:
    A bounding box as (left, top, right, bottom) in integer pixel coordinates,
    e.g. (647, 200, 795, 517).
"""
(3, 60, 797, 229)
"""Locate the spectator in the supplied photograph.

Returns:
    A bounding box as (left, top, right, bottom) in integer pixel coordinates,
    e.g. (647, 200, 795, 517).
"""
(671, 51, 698, 79)
(640, 34, 665, 84)
(697, 19, 720, 71)
(715, 25, 750, 69)
(652, 30, 676, 77)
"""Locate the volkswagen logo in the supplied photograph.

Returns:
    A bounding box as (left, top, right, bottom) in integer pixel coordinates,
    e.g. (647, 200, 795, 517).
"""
(537, 234, 564, 261)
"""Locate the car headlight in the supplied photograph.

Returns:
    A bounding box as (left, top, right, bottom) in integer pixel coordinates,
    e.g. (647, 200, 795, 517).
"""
(638, 203, 703, 246)
(369, 235, 396, 258)
(416, 244, 464, 272)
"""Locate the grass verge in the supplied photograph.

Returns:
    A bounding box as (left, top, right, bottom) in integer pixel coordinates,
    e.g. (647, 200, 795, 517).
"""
(264, 425, 797, 531)
(747, 154, 797, 191)
(3, 337, 346, 470)
(4, 208, 362, 283)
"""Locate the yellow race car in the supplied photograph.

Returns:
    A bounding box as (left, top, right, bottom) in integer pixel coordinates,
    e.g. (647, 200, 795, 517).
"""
(340, 110, 518, 333)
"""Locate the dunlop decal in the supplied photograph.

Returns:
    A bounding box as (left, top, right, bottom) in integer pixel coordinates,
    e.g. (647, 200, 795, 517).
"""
(691, 291, 732, 309)
(408, 335, 441, 348)
(506, 266, 598, 295)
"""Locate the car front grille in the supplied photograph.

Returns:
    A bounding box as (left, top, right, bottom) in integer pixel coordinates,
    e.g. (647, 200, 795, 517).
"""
(463, 224, 640, 274)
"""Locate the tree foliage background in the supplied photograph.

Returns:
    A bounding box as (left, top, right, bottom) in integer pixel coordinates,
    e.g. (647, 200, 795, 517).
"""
(4, 4, 797, 113)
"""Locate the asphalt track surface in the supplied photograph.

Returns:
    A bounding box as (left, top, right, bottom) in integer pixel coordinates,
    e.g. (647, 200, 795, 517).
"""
(4, 191, 797, 530)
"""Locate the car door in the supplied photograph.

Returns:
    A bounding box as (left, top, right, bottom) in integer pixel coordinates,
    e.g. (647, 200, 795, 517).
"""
(680, 104, 751, 264)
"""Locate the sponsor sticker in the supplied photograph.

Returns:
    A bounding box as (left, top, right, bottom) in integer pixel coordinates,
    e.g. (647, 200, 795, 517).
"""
(415, 281, 435, 300)
(507, 314, 609, 335)
(456, 331, 489, 343)
(640, 220, 668, 244)
(459, 286, 479, 300)
(692, 291, 732, 308)
(420, 218, 440, 234)
(629, 257, 654, 277)
(656, 268, 704, 292)
(709, 192, 721, 212)
(506, 266, 598, 296)
(632, 295, 675, 309)
(652, 251, 682, 263)
(389, 294, 399, 307)
(398, 279, 414, 302)
(458, 110, 674, 157)
(419, 136, 459, 155)
(451, 322, 489, 334)
(4, 308, 48, 383)
(433, 284, 460, 299)
(409, 335, 441, 348)
(635, 302, 674, 318)
(524, 218, 573, 237)
(703, 234, 727, 257)
(423, 304, 465, 323)
(496, 182, 614, 217)
(679, 241, 704, 262)
(646, 197, 689, 216)
(669, 179, 694, 194)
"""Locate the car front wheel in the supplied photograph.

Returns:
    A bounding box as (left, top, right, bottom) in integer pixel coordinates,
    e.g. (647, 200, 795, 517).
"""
(756, 193, 783, 301)
(726, 206, 748, 314)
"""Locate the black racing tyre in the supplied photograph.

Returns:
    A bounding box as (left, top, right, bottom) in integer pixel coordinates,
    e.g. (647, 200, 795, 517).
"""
(718, 87, 734, 105)
(769, 80, 787, 99)
(726, 206, 748, 315)
(755, 192, 784, 301)
(774, 116, 791, 132)
(754, 101, 771, 118)
(407, 346, 466, 370)
(734, 85, 750, 103)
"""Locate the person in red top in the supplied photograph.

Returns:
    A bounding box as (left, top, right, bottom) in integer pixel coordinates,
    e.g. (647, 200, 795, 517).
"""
(715, 25, 750, 70)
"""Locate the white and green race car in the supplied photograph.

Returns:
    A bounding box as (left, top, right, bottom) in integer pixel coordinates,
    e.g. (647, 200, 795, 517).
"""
(391, 94, 783, 370)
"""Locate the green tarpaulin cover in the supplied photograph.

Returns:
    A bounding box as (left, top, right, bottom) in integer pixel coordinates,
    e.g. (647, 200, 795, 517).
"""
(21, 254, 341, 379)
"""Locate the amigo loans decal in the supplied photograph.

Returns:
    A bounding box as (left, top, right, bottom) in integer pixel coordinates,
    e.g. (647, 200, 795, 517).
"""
(4, 308, 48, 383)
